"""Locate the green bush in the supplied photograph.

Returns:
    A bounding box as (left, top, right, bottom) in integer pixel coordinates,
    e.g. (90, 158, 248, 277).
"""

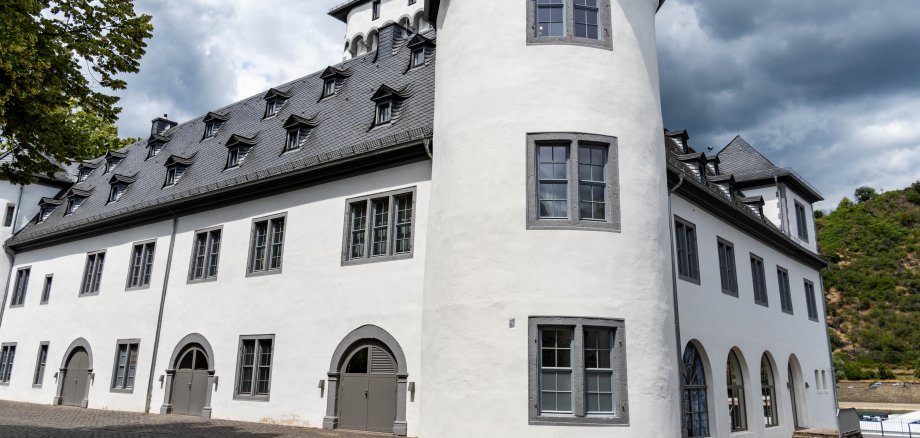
(878, 366, 896, 380)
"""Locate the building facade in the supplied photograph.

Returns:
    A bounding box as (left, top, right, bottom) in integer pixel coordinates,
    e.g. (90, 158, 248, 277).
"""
(0, 1, 837, 437)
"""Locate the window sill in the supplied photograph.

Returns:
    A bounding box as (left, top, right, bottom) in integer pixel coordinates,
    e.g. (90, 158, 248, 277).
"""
(722, 289, 739, 297)
(8, 304, 23, 309)
(809, 317, 820, 322)
(187, 277, 218, 285)
(0, 382, 9, 386)
(782, 309, 794, 316)
(233, 394, 270, 402)
(529, 415, 628, 426)
(125, 285, 151, 292)
(678, 274, 701, 285)
(245, 268, 283, 278)
(78, 292, 100, 298)
(32, 384, 43, 389)
(526, 36, 613, 51)
(526, 218, 620, 233)
(110, 387, 135, 394)
(342, 252, 413, 267)
(755, 301, 769, 308)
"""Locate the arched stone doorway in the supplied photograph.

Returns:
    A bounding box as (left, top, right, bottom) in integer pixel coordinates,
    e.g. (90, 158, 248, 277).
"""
(324, 325, 408, 436)
(54, 338, 93, 407)
(160, 333, 216, 418)
(787, 354, 807, 429)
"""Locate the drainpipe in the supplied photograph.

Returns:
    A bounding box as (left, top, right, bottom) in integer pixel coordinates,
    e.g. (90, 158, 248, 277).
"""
(423, 139, 433, 159)
(11, 185, 24, 232)
(145, 216, 178, 414)
(818, 274, 842, 432)
(0, 185, 24, 332)
(667, 174, 685, 427)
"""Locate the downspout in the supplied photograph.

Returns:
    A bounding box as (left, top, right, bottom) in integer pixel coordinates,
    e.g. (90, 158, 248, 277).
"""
(423, 138, 433, 159)
(11, 185, 24, 231)
(775, 175, 789, 236)
(667, 174, 685, 430)
(818, 274, 841, 431)
(145, 216, 179, 414)
(0, 185, 24, 331)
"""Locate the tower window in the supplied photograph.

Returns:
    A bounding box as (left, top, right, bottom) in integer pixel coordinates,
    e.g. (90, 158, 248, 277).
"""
(372, 0, 381, 20)
(528, 0, 613, 50)
(536, 0, 565, 37)
(573, 0, 600, 39)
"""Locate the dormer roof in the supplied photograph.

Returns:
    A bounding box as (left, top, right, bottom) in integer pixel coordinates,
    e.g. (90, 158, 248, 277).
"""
(165, 153, 197, 167)
(106, 151, 127, 160)
(320, 66, 352, 80)
(407, 34, 436, 49)
(283, 114, 321, 130)
(79, 161, 100, 170)
(39, 197, 63, 206)
(109, 173, 138, 185)
(226, 133, 261, 148)
(263, 87, 292, 101)
(203, 112, 229, 123)
(371, 85, 410, 102)
(148, 134, 171, 145)
(66, 187, 94, 198)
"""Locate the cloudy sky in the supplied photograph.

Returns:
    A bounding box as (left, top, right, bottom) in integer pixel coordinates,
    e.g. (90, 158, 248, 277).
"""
(114, 0, 920, 210)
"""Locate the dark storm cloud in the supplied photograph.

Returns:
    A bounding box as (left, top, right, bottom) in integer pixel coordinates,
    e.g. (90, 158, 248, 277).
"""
(658, 0, 920, 208)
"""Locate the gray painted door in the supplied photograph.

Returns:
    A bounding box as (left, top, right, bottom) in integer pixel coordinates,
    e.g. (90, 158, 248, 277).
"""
(62, 348, 88, 407)
(338, 345, 397, 433)
(171, 346, 209, 416)
(788, 363, 800, 429)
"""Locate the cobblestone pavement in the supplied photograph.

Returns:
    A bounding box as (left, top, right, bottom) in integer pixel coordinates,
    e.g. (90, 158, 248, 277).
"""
(0, 400, 385, 438)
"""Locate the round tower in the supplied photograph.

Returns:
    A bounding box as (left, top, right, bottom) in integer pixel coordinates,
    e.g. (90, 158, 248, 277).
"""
(420, 0, 677, 436)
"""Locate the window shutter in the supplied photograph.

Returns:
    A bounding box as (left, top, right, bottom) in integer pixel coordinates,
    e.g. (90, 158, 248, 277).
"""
(370, 346, 396, 374)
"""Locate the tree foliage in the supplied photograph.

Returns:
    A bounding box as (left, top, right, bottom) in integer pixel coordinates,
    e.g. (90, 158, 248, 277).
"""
(0, 0, 152, 183)
(855, 186, 879, 203)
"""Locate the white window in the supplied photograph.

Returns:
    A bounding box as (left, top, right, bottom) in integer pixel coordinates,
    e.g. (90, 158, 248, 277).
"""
(111, 341, 139, 392)
(164, 165, 187, 186)
(285, 127, 310, 152)
(204, 121, 222, 138)
(536, 0, 565, 37)
(80, 251, 105, 296)
(108, 183, 128, 203)
(147, 142, 165, 159)
(66, 196, 86, 215)
(77, 167, 94, 182)
(189, 228, 221, 282)
(127, 241, 155, 289)
(105, 157, 122, 173)
(264, 98, 284, 118)
(235, 335, 274, 400)
(529, 0, 612, 49)
(573, 0, 600, 39)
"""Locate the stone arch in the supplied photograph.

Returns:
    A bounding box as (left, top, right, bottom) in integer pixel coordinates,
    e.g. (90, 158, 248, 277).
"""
(759, 351, 781, 427)
(787, 353, 808, 428)
(53, 337, 93, 407)
(366, 28, 380, 53)
(726, 347, 753, 432)
(412, 10, 429, 32)
(398, 15, 412, 32)
(682, 339, 718, 437)
(351, 33, 367, 57)
(58, 337, 93, 370)
(160, 333, 217, 418)
(323, 325, 408, 435)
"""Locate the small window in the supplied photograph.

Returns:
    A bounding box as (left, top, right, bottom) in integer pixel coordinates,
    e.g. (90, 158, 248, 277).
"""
(372, 0, 381, 20)
(264, 98, 284, 118)
(795, 201, 809, 242)
(529, 317, 628, 426)
(343, 188, 416, 265)
(777, 266, 793, 314)
(761, 355, 778, 427)
(226, 146, 253, 169)
(376, 101, 392, 125)
(189, 228, 222, 282)
(38, 205, 56, 222)
(248, 214, 286, 275)
(164, 165, 187, 186)
(204, 121, 222, 139)
(751, 254, 768, 306)
(77, 167, 93, 183)
(111, 340, 139, 392)
(717, 238, 738, 296)
(528, 0, 612, 49)
(573, 0, 600, 39)
(727, 351, 747, 431)
(527, 133, 620, 231)
(234, 335, 274, 400)
(108, 183, 128, 203)
(804, 280, 819, 321)
(33, 343, 49, 387)
(408, 0, 416, 4)
(674, 217, 700, 283)
(285, 127, 311, 152)
(127, 241, 156, 289)
(3, 204, 15, 227)
(536, 0, 565, 37)
(66, 196, 87, 215)
(105, 158, 122, 173)
(80, 251, 106, 296)
(147, 142, 165, 159)
(10, 267, 29, 307)
(40, 275, 52, 305)
(323, 79, 337, 97)
(0, 344, 16, 384)
(411, 48, 426, 68)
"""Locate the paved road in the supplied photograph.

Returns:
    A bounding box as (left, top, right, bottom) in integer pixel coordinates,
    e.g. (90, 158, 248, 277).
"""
(0, 400, 384, 438)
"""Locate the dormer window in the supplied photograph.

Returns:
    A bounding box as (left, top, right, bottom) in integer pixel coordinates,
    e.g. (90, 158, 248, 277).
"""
(323, 78, 337, 98)
(64, 189, 92, 215)
(376, 102, 392, 125)
(37, 198, 62, 223)
(165, 166, 184, 186)
(147, 142, 165, 159)
(109, 183, 128, 203)
(282, 115, 319, 153)
(105, 158, 121, 173)
(77, 166, 94, 183)
(411, 48, 425, 68)
(370, 85, 408, 128)
(319, 66, 351, 100)
(224, 134, 259, 169)
(406, 34, 435, 70)
(164, 154, 195, 187)
(204, 122, 221, 138)
(202, 112, 229, 140)
(262, 88, 292, 119)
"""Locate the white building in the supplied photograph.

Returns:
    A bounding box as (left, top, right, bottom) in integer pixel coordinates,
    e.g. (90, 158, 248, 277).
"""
(0, 1, 838, 437)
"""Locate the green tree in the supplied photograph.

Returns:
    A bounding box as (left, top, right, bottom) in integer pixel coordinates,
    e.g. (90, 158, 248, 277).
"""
(914, 360, 920, 380)
(878, 365, 895, 380)
(855, 186, 879, 203)
(0, 0, 153, 183)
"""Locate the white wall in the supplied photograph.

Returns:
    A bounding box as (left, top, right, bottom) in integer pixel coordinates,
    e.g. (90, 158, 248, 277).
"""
(422, 0, 679, 437)
(343, 0, 427, 59)
(784, 187, 818, 253)
(672, 194, 837, 437)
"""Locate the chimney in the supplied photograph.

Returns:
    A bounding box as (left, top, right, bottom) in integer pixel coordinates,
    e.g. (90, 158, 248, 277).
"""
(151, 114, 178, 136)
(375, 22, 409, 60)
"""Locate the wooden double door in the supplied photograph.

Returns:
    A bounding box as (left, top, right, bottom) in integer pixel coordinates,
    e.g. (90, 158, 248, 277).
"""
(61, 348, 89, 407)
(171, 346, 210, 416)
(338, 344, 398, 433)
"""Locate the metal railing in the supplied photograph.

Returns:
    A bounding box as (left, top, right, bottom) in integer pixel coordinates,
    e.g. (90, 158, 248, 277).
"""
(861, 417, 920, 436)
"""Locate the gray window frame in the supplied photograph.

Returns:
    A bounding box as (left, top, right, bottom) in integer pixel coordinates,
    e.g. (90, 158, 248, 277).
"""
(188, 226, 223, 284)
(526, 133, 620, 232)
(40, 274, 52, 305)
(526, 0, 613, 50)
(3, 203, 15, 227)
(0, 343, 16, 385)
(10, 266, 30, 308)
(794, 201, 809, 242)
(372, 0, 381, 20)
(528, 316, 629, 426)
(674, 216, 700, 284)
(777, 266, 793, 315)
(341, 187, 417, 266)
(110, 339, 140, 393)
(233, 334, 275, 401)
(126, 240, 156, 291)
(79, 251, 106, 297)
(717, 237, 738, 296)
(804, 279, 819, 322)
(246, 213, 287, 277)
(750, 253, 768, 307)
(32, 342, 49, 387)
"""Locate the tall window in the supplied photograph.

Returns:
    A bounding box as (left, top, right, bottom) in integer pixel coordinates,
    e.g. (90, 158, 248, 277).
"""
(804, 280, 819, 321)
(376, 101, 392, 125)
(717, 238, 738, 296)
(40, 275, 52, 304)
(529, 317, 627, 426)
(674, 217, 700, 283)
(372, 0, 381, 20)
(682, 343, 709, 437)
(190, 228, 221, 282)
(727, 350, 747, 432)
(536, 0, 565, 37)
(794, 201, 809, 242)
(0, 344, 15, 384)
(33, 343, 48, 386)
(528, 133, 619, 231)
(573, 0, 600, 39)
(344, 188, 415, 265)
(750, 254, 768, 306)
(80, 251, 105, 295)
(529, 0, 612, 49)
(777, 266, 793, 314)
(111, 340, 139, 392)
(127, 241, 155, 289)
(235, 335, 274, 400)
(248, 214, 286, 275)
(3, 204, 15, 227)
(10, 267, 29, 307)
(761, 355, 778, 427)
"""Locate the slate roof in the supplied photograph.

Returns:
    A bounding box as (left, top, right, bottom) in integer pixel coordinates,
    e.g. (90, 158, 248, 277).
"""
(717, 135, 823, 201)
(0, 152, 79, 186)
(8, 27, 436, 249)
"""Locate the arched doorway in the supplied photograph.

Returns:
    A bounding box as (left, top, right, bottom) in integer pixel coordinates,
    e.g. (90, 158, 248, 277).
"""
(160, 333, 216, 418)
(54, 338, 93, 408)
(787, 355, 807, 429)
(324, 325, 408, 436)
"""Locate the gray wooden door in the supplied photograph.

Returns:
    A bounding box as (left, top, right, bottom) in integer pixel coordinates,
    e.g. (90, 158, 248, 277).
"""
(62, 348, 89, 407)
(338, 345, 397, 433)
(171, 346, 209, 416)
(788, 363, 800, 429)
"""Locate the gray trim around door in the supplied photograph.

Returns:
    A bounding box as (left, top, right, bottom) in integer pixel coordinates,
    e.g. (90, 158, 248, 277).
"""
(160, 333, 216, 418)
(54, 337, 93, 407)
(323, 324, 408, 436)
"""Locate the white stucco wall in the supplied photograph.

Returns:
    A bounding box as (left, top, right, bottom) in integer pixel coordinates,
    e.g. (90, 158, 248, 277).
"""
(422, 0, 679, 437)
(0, 161, 430, 436)
(342, 0, 427, 59)
(784, 187, 818, 253)
(672, 194, 837, 437)
(743, 185, 782, 229)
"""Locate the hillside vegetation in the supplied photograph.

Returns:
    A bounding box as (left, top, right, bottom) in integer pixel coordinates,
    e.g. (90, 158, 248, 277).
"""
(818, 181, 920, 379)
